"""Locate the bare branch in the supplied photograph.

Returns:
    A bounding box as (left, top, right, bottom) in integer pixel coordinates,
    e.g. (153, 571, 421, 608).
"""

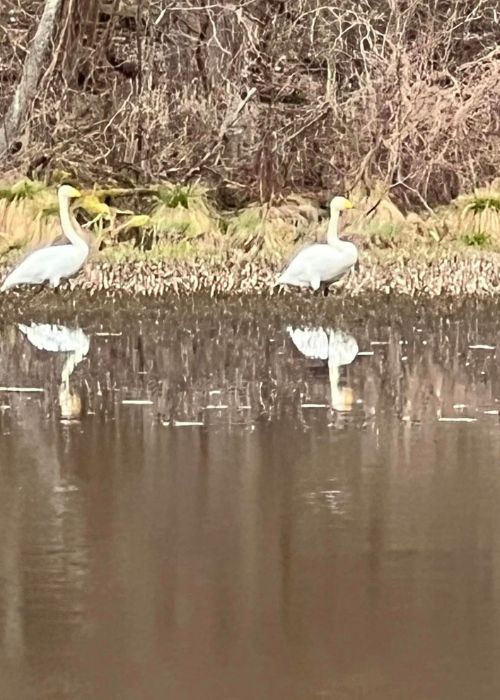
(0, 0, 63, 158)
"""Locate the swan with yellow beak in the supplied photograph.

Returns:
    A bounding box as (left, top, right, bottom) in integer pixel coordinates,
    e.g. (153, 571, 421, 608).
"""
(1, 184, 88, 291)
(275, 195, 357, 294)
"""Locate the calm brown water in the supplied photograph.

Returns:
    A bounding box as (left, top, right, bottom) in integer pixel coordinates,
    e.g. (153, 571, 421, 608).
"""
(1, 296, 500, 699)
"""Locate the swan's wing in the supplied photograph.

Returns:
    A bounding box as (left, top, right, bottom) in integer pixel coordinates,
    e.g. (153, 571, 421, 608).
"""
(1, 246, 87, 290)
(277, 244, 355, 287)
(277, 240, 315, 275)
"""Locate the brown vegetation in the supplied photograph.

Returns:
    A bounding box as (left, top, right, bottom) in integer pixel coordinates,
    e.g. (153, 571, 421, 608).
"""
(1, 247, 500, 298)
(1, 176, 500, 299)
(1, 0, 499, 209)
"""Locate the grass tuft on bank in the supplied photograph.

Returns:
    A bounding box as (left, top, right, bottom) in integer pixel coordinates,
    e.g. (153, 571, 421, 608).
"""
(1, 178, 500, 267)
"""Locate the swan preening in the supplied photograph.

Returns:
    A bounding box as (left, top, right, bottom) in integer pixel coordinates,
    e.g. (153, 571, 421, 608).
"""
(1, 185, 88, 292)
(275, 196, 357, 293)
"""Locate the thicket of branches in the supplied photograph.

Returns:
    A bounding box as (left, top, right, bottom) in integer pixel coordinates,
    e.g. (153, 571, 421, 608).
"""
(1, 0, 499, 206)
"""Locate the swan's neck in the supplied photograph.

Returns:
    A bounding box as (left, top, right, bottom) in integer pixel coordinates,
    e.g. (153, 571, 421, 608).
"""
(327, 209, 340, 245)
(58, 193, 87, 251)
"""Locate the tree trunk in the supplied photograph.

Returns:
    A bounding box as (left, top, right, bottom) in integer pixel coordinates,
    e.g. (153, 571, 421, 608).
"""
(0, 0, 64, 159)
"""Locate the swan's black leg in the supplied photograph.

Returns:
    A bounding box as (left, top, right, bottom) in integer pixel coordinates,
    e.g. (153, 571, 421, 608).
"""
(323, 285, 330, 297)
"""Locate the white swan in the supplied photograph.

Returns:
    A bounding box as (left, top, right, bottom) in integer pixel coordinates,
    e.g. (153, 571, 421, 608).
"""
(275, 196, 357, 293)
(1, 185, 88, 291)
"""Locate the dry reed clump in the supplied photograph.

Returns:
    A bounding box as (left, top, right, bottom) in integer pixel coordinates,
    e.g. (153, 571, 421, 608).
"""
(344, 181, 500, 251)
(0, 179, 328, 262)
(437, 180, 500, 246)
(224, 196, 322, 260)
(0, 183, 60, 255)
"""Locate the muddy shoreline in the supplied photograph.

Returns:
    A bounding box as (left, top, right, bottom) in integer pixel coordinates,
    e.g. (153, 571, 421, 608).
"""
(1, 252, 499, 298)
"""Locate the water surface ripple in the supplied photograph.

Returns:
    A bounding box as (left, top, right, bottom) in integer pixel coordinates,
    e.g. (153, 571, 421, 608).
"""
(1, 297, 500, 699)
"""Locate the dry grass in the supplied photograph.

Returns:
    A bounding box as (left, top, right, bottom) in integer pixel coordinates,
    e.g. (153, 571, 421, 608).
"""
(225, 197, 321, 261)
(2, 178, 500, 273)
(0, 184, 60, 255)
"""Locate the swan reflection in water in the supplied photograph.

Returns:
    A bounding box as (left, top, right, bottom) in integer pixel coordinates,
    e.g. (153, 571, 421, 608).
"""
(17, 323, 90, 420)
(287, 326, 359, 413)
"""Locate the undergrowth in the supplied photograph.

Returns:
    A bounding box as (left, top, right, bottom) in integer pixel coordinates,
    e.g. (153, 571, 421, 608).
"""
(1, 178, 500, 265)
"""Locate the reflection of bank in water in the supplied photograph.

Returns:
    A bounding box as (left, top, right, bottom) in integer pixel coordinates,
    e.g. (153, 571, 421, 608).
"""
(17, 323, 90, 420)
(286, 326, 360, 416)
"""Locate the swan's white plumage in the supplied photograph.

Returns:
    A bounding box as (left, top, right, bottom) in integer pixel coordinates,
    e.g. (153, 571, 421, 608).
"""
(1, 185, 88, 291)
(276, 195, 357, 291)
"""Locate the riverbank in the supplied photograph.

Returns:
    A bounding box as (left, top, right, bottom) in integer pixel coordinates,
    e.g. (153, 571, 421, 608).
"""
(1, 179, 500, 298)
(1, 249, 499, 298)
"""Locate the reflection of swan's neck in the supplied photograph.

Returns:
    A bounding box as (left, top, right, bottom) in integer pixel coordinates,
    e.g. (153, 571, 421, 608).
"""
(58, 192, 88, 252)
(328, 361, 341, 407)
(59, 350, 84, 419)
(327, 209, 340, 245)
(60, 347, 87, 385)
(61, 352, 75, 386)
(328, 358, 353, 412)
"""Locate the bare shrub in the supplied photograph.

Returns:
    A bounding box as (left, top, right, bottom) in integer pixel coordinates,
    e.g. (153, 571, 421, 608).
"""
(0, 0, 499, 206)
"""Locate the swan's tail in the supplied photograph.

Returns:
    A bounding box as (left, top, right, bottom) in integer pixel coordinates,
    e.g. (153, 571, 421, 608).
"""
(273, 272, 287, 287)
(1, 267, 21, 292)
